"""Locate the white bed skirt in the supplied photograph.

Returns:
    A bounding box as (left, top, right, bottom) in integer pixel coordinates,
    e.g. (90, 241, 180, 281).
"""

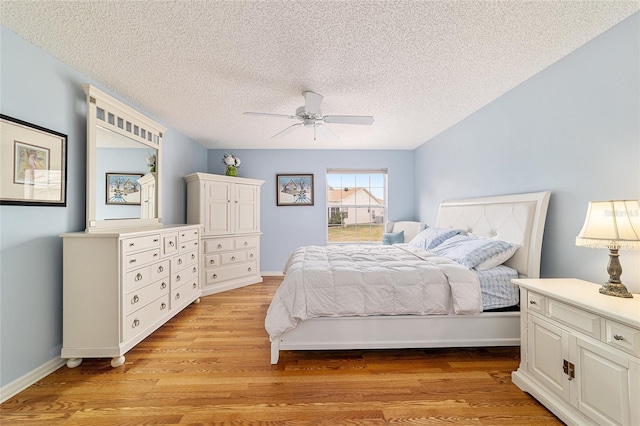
(271, 310, 520, 364)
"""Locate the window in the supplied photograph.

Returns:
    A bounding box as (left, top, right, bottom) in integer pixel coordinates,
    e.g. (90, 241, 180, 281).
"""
(326, 169, 387, 243)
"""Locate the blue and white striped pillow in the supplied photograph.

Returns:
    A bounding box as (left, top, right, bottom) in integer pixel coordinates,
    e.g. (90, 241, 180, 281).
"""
(408, 227, 461, 251)
(431, 234, 517, 269)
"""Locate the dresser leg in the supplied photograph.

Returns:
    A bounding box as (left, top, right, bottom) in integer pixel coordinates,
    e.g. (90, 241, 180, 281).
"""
(111, 356, 125, 368)
(66, 358, 82, 368)
(193, 297, 201, 304)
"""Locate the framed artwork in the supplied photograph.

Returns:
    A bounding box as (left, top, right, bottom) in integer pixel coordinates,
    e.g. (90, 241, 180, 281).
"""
(106, 173, 143, 205)
(276, 174, 314, 206)
(0, 114, 67, 206)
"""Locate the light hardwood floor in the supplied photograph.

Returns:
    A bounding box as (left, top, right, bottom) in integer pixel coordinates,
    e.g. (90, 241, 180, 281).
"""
(1, 276, 561, 425)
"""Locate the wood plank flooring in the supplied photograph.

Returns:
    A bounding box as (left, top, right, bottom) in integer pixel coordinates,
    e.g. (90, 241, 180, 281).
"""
(1, 276, 562, 425)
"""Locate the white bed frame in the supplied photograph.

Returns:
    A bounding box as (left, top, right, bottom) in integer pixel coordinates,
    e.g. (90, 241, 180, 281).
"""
(270, 191, 551, 364)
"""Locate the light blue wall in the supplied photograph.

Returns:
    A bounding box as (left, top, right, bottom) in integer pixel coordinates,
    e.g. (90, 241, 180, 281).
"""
(0, 27, 207, 388)
(414, 13, 640, 292)
(207, 149, 415, 272)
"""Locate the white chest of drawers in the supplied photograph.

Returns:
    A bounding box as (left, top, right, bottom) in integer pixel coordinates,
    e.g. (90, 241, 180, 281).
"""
(512, 278, 640, 426)
(60, 225, 202, 368)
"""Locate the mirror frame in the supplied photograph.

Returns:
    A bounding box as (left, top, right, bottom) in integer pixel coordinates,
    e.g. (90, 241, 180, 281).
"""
(84, 84, 166, 232)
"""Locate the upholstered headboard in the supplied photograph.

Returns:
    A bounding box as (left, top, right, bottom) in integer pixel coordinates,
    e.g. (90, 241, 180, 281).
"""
(436, 191, 551, 278)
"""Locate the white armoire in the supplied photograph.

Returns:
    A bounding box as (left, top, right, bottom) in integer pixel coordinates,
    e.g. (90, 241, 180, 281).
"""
(185, 173, 264, 296)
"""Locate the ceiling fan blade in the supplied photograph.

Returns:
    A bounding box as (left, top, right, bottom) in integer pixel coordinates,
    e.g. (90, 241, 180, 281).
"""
(315, 123, 339, 140)
(243, 112, 297, 119)
(323, 115, 374, 125)
(272, 123, 303, 139)
(303, 91, 323, 115)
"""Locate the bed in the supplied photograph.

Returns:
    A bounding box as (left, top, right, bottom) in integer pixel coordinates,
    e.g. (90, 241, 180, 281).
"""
(266, 191, 551, 364)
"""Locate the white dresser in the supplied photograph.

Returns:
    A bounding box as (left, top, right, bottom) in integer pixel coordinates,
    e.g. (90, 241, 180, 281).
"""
(60, 224, 202, 368)
(512, 278, 640, 426)
(185, 173, 264, 296)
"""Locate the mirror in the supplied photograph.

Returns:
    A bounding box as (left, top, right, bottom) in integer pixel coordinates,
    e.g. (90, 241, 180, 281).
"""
(85, 84, 165, 232)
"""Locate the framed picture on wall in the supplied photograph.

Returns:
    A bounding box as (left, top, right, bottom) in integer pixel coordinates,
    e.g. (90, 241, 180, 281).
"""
(106, 173, 143, 205)
(0, 114, 67, 206)
(276, 174, 314, 206)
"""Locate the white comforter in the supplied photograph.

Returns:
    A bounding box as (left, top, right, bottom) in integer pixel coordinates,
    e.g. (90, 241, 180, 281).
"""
(265, 244, 482, 340)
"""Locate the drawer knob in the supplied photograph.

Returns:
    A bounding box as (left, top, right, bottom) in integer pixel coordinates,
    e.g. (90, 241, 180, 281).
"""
(248, 267, 252, 272)
(192, 283, 197, 289)
(161, 302, 167, 310)
(175, 293, 181, 300)
(158, 265, 164, 273)
(212, 274, 218, 279)
(176, 275, 181, 282)
(153, 239, 159, 243)
(169, 241, 175, 247)
(529, 300, 537, 305)
(250, 254, 254, 258)
(132, 319, 140, 328)
(231, 256, 236, 261)
(135, 273, 143, 281)
(129, 242, 135, 247)
(191, 254, 196, 260)
(130, 259, 137, 264)
(244, 242, 248, 246)
(613, 334, 625, 341)
(217, 244, 222, 249)
(182, 245, 186, 249)
(160, 282, 167, 290)
(178, 259, 183, 265)
(181, 233, 185, 237)
(153, 253, 158, 258)
(132, 295, 139, 304)
(193, 267, 197, 273)
(210, 259, 216, 265)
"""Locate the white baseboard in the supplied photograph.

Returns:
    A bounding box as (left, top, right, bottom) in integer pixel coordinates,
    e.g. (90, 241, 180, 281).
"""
(1, 356, 65, 403)
(261, 271, 284, 277)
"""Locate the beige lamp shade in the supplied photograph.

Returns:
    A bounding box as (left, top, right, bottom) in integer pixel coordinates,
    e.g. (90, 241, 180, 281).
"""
(576, 200, 640, 250)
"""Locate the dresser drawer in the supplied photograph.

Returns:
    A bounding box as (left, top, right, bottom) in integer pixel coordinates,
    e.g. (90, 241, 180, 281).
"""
(204, 238, 234, 253)
(605, 319, 640, 357)
(123, 234, 160, 253)
(171, 279, 199, 307)
(220, 251, 247, 265)
(547, 299, 601, 339)
(172, 263, 198, 287)
(125, 279, 169, 316)
(124, 294, 169, 342)
(527, 291, 546, 315)
(247, 249, 258, 262)
(125, 260, 169, 292)
(179, 228, 199, 243)
(205, 254, 220, 267)
(149, 260, 170, 281)
(234, 236, 259, 249)
(205, 261, 257, 285)
(172, 250, 198, 270)
(179, 239, 199, 253)
(125, 248, 160, 270)
(163, 233, 179, 255)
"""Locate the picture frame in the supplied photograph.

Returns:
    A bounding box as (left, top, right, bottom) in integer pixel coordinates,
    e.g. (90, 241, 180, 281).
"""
(106, 172, 143, 205)
(0, 114, 67, 206)
(276, 174, 314, 206)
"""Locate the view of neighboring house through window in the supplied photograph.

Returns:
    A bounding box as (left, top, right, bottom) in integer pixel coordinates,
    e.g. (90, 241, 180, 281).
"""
(326, 169, 387, 243)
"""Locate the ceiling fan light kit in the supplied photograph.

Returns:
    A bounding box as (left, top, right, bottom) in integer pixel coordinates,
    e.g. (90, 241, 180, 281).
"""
(243, 91, 374, 141)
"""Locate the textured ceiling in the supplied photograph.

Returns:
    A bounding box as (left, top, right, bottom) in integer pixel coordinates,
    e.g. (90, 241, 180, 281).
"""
(1, 1, 638, 150)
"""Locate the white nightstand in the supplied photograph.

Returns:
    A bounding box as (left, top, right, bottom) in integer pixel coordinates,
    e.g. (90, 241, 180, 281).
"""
(512, 278, 639, 426)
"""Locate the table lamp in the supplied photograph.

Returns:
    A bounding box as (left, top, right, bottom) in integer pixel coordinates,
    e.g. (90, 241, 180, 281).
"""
(575, 200, 640, 298)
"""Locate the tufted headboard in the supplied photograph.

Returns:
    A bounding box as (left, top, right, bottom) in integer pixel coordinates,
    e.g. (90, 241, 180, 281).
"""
(436, 191, 551, 279)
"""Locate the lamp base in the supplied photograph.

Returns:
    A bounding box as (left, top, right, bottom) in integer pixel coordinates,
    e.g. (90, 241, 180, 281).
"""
(599, 281, 633, 298)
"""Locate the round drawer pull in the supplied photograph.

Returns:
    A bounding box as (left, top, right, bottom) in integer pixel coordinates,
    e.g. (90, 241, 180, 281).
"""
(192, 283, 197, 289)
(153, 253, 158, 257)
(176, 275, 181, 282)
(158, 265, 164, 273)
(160, 282, 167, 290)
(130, 259, 137, 264)
(248, 267, 252, 272)
(250, 254, 254, 258)
(210, 259, 216, 265)
(613, 334, 624, 341)
(131, 295, 139, 304)
(153, 239, 159, 243)
(175, 293, 181, 300)
(135, 273, 143, 281)
(193, 267, 197, 273)
(132, 319, 140, 328)
(217, 244, 222, 249)
(129, 242, 135, 247)
(169, 241, 175, 247)
(160, 302, 167, 310)
(181, 233, 185, 238)
(244, 242, 248, 246)
(178, 259, 183, 265)
(212, 274, 218, 279)
(231, 256, 236, 261)
(529, 300, 537, 305)
(182, 245, 186, 250)
(191, 254, 196, 260)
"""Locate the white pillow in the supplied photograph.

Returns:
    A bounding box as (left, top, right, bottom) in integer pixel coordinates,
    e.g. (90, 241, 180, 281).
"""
(408, 227, 461, 251)
(430, 234, 518, 269)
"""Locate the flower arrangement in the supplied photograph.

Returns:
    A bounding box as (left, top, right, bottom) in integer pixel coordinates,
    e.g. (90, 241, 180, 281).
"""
(222, 153, 241, 176)
(146, 152, 156, 173)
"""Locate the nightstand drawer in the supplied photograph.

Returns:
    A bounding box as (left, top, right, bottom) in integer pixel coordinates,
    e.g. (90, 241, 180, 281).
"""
(547, 299, 600, 339)
(605, 320, 640, 357)
(527, 292, 546, 314)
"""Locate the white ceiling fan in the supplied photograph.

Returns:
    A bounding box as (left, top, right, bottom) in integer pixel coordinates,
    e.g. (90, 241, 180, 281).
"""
(243, 91, 374, 140)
